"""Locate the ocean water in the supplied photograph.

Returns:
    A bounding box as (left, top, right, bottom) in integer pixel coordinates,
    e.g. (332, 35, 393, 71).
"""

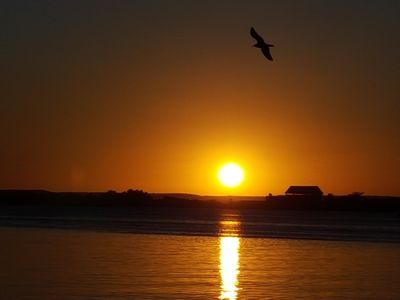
(1, 207, 400, 243)
(1, 209, 400, 299)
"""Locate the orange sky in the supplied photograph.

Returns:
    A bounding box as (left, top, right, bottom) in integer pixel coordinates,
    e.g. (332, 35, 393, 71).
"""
(1, 1, 399, 195)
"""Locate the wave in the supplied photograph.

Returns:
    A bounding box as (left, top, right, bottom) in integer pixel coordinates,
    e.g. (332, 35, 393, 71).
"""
(1, 208, 399, 243)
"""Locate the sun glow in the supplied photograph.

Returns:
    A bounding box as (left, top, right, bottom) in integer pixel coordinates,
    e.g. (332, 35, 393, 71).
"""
(218, 163, 244, 188)
(219, 218, 240, 300)
(219, 236, 240, 300)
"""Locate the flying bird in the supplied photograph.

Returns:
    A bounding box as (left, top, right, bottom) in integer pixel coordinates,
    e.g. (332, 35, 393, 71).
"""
(250, 27, 274, 61)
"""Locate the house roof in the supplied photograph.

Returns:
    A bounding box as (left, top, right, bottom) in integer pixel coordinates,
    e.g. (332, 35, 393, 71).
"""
(285, 186, 323, 195)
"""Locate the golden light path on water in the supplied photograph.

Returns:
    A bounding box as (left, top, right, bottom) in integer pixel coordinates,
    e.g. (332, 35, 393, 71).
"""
(219, 219, 241, 300)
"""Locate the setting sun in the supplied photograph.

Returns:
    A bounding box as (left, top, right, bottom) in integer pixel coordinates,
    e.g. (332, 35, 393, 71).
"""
(218, 163, 245, 188)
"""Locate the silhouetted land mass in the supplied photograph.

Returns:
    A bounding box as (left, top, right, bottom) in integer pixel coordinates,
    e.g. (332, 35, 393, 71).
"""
(0, 189, 399, 212)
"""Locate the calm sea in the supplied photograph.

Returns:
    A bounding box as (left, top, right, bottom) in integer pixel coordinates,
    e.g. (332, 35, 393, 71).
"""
(1, 207, 400, 299)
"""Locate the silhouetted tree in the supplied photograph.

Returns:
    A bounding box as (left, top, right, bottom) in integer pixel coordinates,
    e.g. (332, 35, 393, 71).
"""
(125, 189, 151, 201)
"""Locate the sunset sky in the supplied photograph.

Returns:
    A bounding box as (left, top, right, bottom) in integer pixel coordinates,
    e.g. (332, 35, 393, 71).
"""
(1, 1, 399, 196)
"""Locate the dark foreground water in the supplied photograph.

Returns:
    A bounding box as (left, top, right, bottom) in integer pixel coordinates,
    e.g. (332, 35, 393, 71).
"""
(1, 207, 400, 299)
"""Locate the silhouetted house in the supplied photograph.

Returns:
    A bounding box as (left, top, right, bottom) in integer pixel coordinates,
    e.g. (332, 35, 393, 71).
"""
(285, 186, 323, 197)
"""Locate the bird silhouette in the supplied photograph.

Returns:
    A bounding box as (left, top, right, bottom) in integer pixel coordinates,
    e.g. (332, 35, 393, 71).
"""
(250, 27, 274, 61)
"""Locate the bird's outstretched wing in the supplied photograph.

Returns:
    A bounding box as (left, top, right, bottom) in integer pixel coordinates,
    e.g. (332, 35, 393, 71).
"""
(261, 47, 273, 61)
(250, 27, 264, 43)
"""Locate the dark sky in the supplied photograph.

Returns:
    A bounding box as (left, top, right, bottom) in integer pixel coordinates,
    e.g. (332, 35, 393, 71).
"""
(1, 1, 399, 195)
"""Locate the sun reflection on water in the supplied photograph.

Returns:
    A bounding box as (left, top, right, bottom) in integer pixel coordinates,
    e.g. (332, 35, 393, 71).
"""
(219, 219, 240, 300)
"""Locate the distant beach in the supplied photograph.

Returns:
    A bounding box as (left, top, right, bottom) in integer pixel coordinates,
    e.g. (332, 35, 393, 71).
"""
(1, 190, 400, 243)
